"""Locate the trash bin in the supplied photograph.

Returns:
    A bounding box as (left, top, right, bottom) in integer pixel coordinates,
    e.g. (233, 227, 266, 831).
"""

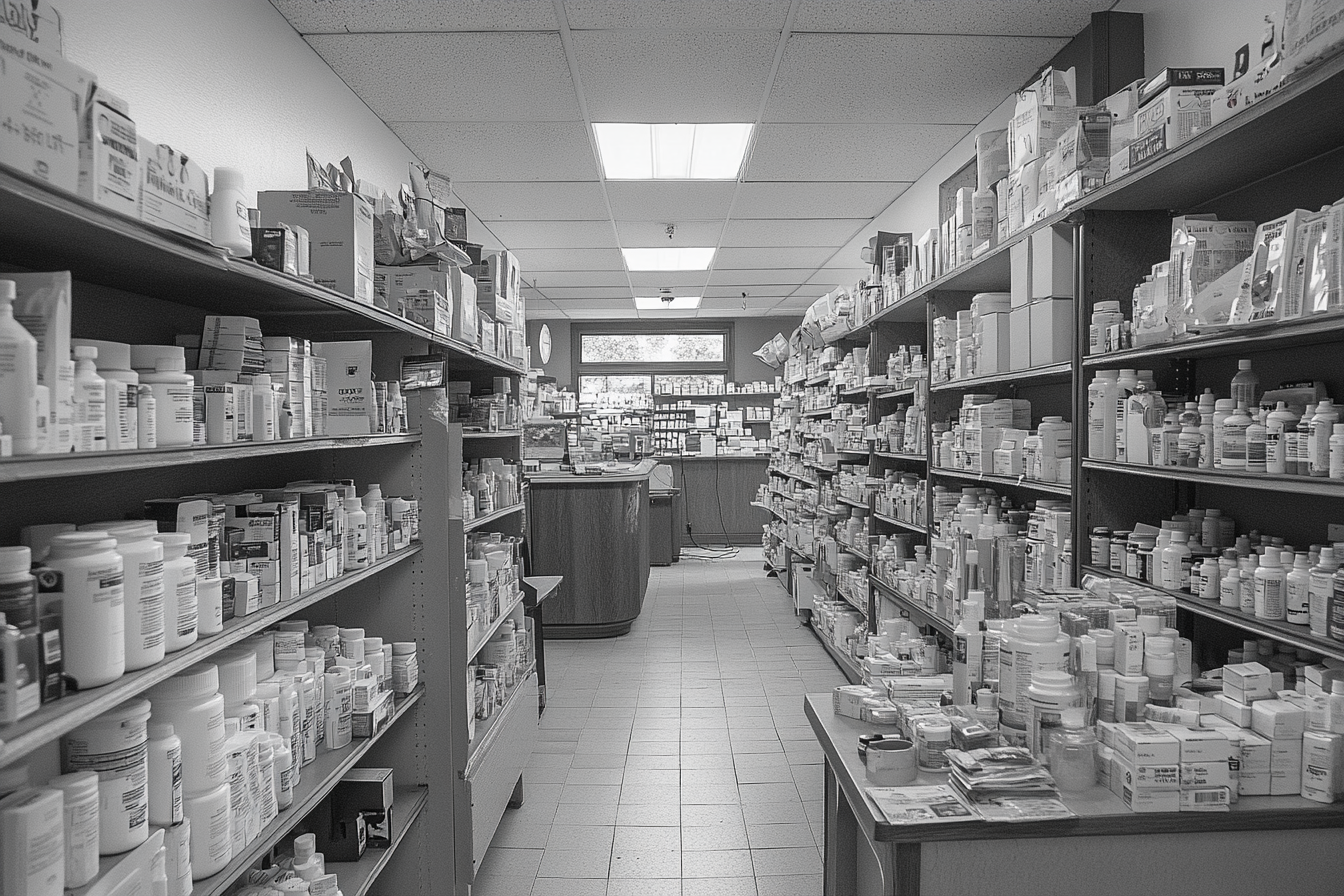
(650, 488, 681, 566)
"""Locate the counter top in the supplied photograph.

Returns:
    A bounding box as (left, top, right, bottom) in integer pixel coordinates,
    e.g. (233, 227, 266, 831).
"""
(804, 694, 1344, 844)
(671, 454, 770, 462)
(526, 459, 657, 484)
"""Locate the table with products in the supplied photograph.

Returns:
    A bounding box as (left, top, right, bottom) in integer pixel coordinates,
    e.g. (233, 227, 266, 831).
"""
(804, 694, 1344, 896)
(526, 460, 655, 637)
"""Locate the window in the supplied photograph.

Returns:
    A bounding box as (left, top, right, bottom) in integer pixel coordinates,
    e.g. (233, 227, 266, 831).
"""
(580, 333, 726, 364)
(654, 374, 726, 395)
(578, 375, 651, 410)
(574, 326, 732, 412)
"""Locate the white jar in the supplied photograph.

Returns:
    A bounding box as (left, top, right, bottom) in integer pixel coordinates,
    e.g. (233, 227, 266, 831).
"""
(147, 721, 183, 827)
(162, 818, 192, 896)
(62, 698, 152, 855)
(141, 358, 194, 448)
(1026, 670, 1085, 758)
(391, 642, 418, 695)
(254, 735, 278, 827)
(82, 521, 165, 671)
(147, 663, 228, 794)
(156, 533, 198, 653)
(0, 787, 64, 896)
(46, 531, 126, 688)
(338, 627, 365, 662)
(215, 646, 258, 712)
(183, 783, 231, 879)
(197, 575, 224, 637)
(266, 733, 293, 809)
(48, 771, 100, 888)
(997, 617, 1071, 729)
(209, 168, 253, 257)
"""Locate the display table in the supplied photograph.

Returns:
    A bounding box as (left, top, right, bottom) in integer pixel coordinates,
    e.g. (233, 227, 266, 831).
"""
(663, 455, 770, 545)
(804, 694, 1344, 896)
(526, 461, 654, 637)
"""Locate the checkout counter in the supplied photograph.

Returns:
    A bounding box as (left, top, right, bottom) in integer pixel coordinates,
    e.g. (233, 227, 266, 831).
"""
(526, 459, 656, 637)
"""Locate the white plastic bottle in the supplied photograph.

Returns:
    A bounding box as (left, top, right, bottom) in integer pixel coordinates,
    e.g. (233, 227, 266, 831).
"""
(48, 770, 100, 888)
(147, 721, 183, 827)
(1330, 423, 1344, 479)
(81, 521, 166, 671)
(137, 385, 157, 449)
(343, 494, 368, 571)
(1230, 358, 1260, 410)
(156, 533, 198, 652)
(1265, 401, 1298, 475)
(1245, 409, 1268, 473)
(1286, 551, 1312, 625)
(1161, 529, 1193, 591)
(1197, 390, 1216, 469)
(1254, 548, 1286, 620)
(209, 168, 253, 257)
(1310, 398, 1340, 477)
(1309, 547, 1338, 637)
(1219, 403, 1252, 470)
(1239, 555, 1258, 614)
(362, 483, 386, 561)
(1114, 368, 1138, 463)
(1219, 566, 1241, 609)
(0, 279, 40, 455)
(1211, 398, 1235, 469)
(142, 358, 195, 448)
(46, 531, 126, 687)
(1291, 402, 1317, 476)
(972, 186, 997, 253)
(71, 344, 107, 452)
(250, 373, 275, 442)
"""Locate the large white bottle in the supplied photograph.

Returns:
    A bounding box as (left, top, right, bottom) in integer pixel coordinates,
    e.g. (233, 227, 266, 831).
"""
(209, 168, 253, 258)
(1230, 359, 1260, 411)
(361, 483, 386, 561)
(0, 280, 40, 454)
(71, 345, 107, 452)
(1309, 398, 1339, 477)
(1254, 548, 1286, 621)
(1087, 370, 1118, 460)
(1160, 529, 1192, 591)
(1285, 551, 1312, 625)
(1114, 369, 1138, 463)
(1265, 402, 1299, 475)
(1219, 403, 1253, 470)
(342, 495, 368, 571)
(1309, 547, 1338, 637)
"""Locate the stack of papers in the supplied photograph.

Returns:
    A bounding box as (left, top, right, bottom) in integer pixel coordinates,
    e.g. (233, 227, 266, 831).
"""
(947, 747, 1075, 822)
(864, 785, 977, 825)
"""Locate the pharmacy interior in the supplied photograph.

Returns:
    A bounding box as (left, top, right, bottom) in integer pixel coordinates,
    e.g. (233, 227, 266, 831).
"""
(4, 2, 1344, 896)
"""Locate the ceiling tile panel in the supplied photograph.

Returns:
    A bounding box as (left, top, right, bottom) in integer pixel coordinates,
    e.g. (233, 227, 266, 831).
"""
(605, 182, 737, 221)
(732, 182, 908, 219)
(706, 269, 820, 287)
(564, 0, 790, 30)
(273, 0, 557, 32)
(791, 1, 1110, 35)
(765, 34, 1066, 124)
(572, 31, 778, 121)
(627, 272, 711, 290)
(486, 221, 618, 250)
(452, 182, 610, 221)
(390, 122, 599, 181)
(510, 248, 626, 271)
(524, 271, 633, 288)
(714, 247, 833, 269)
(747, 123, 973, 181)
(564, 309, 642, 319)
(703, 286, 792, 300)
(305, 33, 578, 121)
(719, 218, 864, 248)
(807, 267, 868, 286)
(614, 220, 723, 247)
(531, 287, 633, 301)
(699, 296, 787, 311)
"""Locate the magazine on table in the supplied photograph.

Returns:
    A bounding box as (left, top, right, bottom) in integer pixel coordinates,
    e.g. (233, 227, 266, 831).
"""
(864, 785, 979, 825)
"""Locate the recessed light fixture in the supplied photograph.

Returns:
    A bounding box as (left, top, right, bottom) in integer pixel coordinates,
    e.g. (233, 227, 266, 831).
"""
(593, 123, 753, 179)
(622, 247, 715, 271)
(633, 296, 702, 310)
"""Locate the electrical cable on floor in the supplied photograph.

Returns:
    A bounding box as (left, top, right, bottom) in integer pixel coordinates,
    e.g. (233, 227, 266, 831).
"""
(676, 458, 739, 560)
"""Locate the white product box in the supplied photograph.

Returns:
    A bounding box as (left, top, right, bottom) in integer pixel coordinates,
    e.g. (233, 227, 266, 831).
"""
(449, 266, 479, 344)
(1114, 759, 1180, 812)
(1251, 699, 1306, 739)
(312, 341, 375, 436)
(1169, 727, 1232, 763)
(1301, 731, 1343, 803)
(1029, 298, 1073, 367)
(1009, 90, 1077, 171)
(977, 311, 1009, 375)
(1214, 693, 1253, 727)
(1114, 623, 1145, 676)
(1180, 761, 1232, 789)
(1179, 787, 1231, 812)
(1008, 305, 1031, 372)
(833, 685, 877, 719)
(1222, 661, 1274, 704)
(1113, 723, 1180, 766)
(402, 290, 450, 335)
(0, 14, 92, 194)
(258, 191, 374, 304)
(78, 86, 140, 216)
(1134, 85, 1217, 152)
(1010, 239, 1032, 307)
(1030, 225, 1074, 299)
(1270, 736, 1304, 795)
(140, 139, 210, 241)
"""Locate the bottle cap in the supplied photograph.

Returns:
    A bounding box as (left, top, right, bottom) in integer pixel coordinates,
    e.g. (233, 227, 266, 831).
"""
(155, 357, 187, 373)
(149, 722, 175, 740)
(74, 344, 98, 361)
(0, 546, 31, 576)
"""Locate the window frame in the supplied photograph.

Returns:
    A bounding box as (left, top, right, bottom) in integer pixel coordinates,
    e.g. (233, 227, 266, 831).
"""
(572, 324, 733, 408)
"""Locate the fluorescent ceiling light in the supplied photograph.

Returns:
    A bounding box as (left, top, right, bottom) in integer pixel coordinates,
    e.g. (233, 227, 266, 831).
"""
(633, 296, 702, 310)
(594, 123, 753, 179)
(622, 247, 715, 271)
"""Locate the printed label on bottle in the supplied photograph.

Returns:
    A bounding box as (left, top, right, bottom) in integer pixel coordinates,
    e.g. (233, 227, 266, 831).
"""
(176, 578, 198, 636)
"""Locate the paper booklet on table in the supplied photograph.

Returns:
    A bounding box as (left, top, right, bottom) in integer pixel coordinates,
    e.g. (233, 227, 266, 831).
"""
(864, 785, 978, 825)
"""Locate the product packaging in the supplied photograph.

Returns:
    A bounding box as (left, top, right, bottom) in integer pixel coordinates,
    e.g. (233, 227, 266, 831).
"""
(139, 140, 211, 241)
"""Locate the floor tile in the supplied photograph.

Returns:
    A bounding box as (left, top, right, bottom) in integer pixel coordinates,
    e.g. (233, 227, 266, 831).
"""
(606, 881, 681, 896)
(609, 848, 683, 879)
(477, 847, 544, 879)
(751, 874, 823, 895)
(681, 824, 749, 850)
(537, 848, 612, 879)
(750, 847, 823, 877)
(531, 878, 608, 896)
(566, 767, 625, 786)
(683, 878, 757, 896)
(613, 825, 680, 852)
(615, 803, 680, 826)
(546, 825, 615, 852)
(553, 803, 619, 826)
(472, 872, 538, 896)
(682, 849, 756, 878)
(745, 823, 816, 849)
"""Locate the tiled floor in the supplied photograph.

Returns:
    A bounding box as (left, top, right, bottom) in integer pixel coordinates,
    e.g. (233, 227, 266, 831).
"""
(474, 547, 847, 896)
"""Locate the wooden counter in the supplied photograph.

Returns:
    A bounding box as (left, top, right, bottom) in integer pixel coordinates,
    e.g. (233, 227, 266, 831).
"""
(526, 462, 653, 638)
(663, 455, 771, 545)
(804, 694, 1344, 896)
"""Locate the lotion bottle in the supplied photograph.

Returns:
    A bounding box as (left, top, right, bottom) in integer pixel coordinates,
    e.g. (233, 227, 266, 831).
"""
(71, 345, 107, 451)
(209, 168, 253, 257)
(0, 280, 39, 455)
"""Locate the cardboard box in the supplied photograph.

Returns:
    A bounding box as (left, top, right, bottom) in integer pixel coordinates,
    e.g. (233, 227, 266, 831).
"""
(0, 17, 92, 194)
(351, 689, 392, 739)
(312, 341, 374, 435)
(258, 191, 374, 304)
(449, 267, 478, 344)
(978, 311, 1009, 375)
(140, 140, 210, 240)
(1133, 86, 1218, 157)
(1169, 727, 1232, 763)
(1301, 731, 1344, 803)
(1180, 761, 1232, 789)
(1113, 723, 1180, 765)
(1010, 236, 1032, 306)
(1029, 298, 1073, 367)
(402, 290, 450, 335)
(1180, 787, 1231, 811)
(78, 87, 140, 216)
(1008, 304, 1031, 372)
(1251, 699, 1306, 739)
(1270, 736, 1304, 795)
(1030, 225, 1073, 299)
(1214, 693, 1253, 727)
(1222, 661, 1273, 704)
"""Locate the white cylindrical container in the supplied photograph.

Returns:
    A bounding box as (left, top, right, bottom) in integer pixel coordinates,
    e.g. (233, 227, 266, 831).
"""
(1145, 645, 1176, 707)
(267, 733, 293, 810)
(915, 719, 953, 771)
(48, 771, 100, 888)
(162, 819, 192, 896)
(1254, 548, 1287, 621)
(998, 616, 1071, 728)
(137, 385, 157, 449)
(147, 722, 183, 827)
(155, 533, 198, 653)
(362, 484, 386, 560)
(0, 787, 65, 896)
(81, 521, 165, 671)
(209, 168, 253, 257)
(147, 664, 228, 795)
(1086, 370, 1118, 460)
(141, 358, 194, 448)
(0, 280, 41, 455)
(62, 698, 152, 854)
(1114, 674, 1150, 722)
(71, 344, 107, 452)
(183, 783, 231, 879)
(1026, 670, 1084, 758)
(324, 667, 353, 750)
(338, 628, 365, 663)
(46, 531, 126, 688)
(196, 575, 223, 637)
(1265, 401, 1298, 475)
(1330, 423, 1344, 479)
(0, 545, 37, 630)
(254, 735, 278, 828)
(1310, 398, 1340, 476)
(392, 641, 417, 695)
(215, 646, 258, 716)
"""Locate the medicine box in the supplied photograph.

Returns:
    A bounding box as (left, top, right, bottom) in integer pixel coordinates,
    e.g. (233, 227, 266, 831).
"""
(1112, 723, 1180, 765)
(352, 689, 392, 740)
(0, 28, 92, 195)
(140, 139, 210, 241)
(1270, 736, 1303, 795)
(1179, 787, 1231, 812)
(1180, 761, 1231, 789)
(1214, 693, 1253, 727)
(1030, 225, 1074, 299)
(78, 87, 140, 217)
(833, 685, 875, 719)
(1008, 305, 1031, 372)
(1029, 298, 1073, 367)
(1301, 731, 1344, 804)
(1010, 240, 1032, 307)
(1169, 727, 1232, 764)
(1222, 662, 1274, 704)
(258, 191, 374, 304)
(1251, 699, 1305, 739)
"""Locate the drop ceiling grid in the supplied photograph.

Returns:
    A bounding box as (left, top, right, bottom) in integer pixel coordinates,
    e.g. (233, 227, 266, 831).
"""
(276, 0, 1090, 319)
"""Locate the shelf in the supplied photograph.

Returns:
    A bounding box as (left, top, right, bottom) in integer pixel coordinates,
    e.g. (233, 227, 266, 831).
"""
(869, 576, 954, 640)
(466, 666, 538, 773)
(931, 467, 1072, 497)
(930, 361, 1072, 393)
(802, 407, 837, 418)
(462, 502, 525, 532)
(872, 513, 929, 536)
(817, 506, 846, 516)
(523, 575, 564, 607)
(837, 583, 868, 613)
(839, 543, 871, 563)
(0, 545, 420, 768)
(840, 386, 871, 400)
(1080, 566, 1344, 663)
(806, 373, 832, 386)
(0, 169, 523, 375)
(875, 387, 918, 401)
(0, 432, 421, 484)
(467, 586, 528, 661)
(835, 447, 870, 456)
(462, 429, 523, 440)
(788, 543, 816, 563)
(654, 392, 779, 400)
(326, 786, 429, 896)
(806, 461, 839, 474)
(874, 451, 927, 463)
(807, 620, 864, 684)
(1081, 459, 1344, 497)
(1083, 313, 1344, 368)
(837, 495, 870, 509)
